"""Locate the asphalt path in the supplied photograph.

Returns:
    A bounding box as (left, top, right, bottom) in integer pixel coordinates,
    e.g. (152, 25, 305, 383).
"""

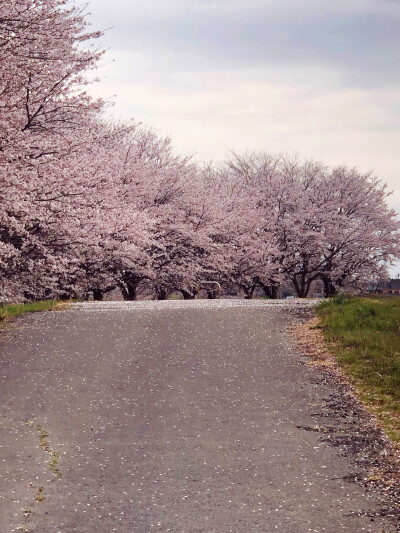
(0, 300, 397, 532)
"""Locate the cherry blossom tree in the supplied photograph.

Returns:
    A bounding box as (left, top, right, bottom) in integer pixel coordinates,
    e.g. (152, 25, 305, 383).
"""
(0, 0, 105, 300)
(226, 153, 400, 298)
(107, 127, 220, 301)
(317, 167, 400, 296)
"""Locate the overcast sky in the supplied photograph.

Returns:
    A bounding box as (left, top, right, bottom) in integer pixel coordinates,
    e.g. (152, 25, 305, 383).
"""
(86, 0, 400, 218)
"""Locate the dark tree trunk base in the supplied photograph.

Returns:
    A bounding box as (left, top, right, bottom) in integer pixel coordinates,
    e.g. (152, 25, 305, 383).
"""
(119, 279, 140, 301)
(261, 284, 279, 299)
(180, 289, 196, 300)
(322, 277, 337, 298)
(93, 289, 104, 301)
(155, 287, 168, 300)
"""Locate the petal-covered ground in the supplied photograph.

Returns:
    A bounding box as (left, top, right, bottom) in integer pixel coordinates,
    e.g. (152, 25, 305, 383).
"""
(0, 300, 397, 532)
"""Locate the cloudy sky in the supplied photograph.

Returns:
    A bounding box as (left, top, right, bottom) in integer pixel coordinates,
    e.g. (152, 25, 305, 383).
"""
(86, 0, 400, 215)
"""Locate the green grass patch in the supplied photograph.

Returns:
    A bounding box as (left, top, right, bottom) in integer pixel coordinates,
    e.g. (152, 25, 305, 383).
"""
(35, 487, 45, 502)
(0, 300, 58, 323)
(38, 425, 62, 478)
(317, 294, 400, 442)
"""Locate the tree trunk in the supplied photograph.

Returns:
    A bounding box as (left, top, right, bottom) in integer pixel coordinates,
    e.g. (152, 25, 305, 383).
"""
(243, 285, 256, 299)
(58, 293, 71, 301)
(126, 281, 138, 301)
(180, 288, 196, 300)
(207, 289, 217, 299)
(92, 289, 103, 301)
(321, 276, 337, 298)
(260, 284, 279, 299)
(155, 286, 168, 300)
(292, 276, 309, 298)
(119, 279, 139, 301)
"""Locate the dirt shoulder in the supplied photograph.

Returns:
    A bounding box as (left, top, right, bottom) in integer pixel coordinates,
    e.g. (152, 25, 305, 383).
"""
(291, 309, 400, 528)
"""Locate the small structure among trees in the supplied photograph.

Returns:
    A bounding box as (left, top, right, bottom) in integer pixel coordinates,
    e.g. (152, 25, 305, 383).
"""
(381, 279, 400, 295)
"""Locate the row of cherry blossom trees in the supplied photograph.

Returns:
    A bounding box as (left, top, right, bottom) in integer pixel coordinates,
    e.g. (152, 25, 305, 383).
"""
(1, 0, 399, 302)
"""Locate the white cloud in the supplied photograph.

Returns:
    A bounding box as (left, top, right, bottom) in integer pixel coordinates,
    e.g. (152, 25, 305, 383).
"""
(90, 60, 400, 210)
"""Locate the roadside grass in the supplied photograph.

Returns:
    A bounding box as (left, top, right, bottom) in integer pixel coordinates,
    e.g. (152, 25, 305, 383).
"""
(316, 294, 400, 442)
(167, 293, 183, 300)
(0, 300, 59, 323)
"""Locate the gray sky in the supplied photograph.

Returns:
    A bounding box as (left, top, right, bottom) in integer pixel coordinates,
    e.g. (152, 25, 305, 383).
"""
(87, 0, 400, 274)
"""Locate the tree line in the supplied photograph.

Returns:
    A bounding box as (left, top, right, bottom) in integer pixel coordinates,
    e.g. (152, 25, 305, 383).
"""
(1, 0, 399, 302)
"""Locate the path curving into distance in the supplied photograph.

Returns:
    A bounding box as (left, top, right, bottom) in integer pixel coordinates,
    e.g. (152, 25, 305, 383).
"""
(0, 300, 397, 532)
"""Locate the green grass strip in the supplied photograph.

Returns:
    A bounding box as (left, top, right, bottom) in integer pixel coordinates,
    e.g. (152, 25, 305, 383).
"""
(317, 294, 400, 442)
(0, 300, 58, 322)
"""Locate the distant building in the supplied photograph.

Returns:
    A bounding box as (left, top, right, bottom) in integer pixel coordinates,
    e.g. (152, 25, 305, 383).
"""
(382, 278, 400, 294)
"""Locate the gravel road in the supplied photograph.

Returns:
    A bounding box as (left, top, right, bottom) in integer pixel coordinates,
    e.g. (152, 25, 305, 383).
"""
(0, 300, 397, 532)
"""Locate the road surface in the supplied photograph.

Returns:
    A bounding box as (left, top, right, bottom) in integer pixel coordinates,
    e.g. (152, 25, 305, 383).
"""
(0, 300, 397, 532)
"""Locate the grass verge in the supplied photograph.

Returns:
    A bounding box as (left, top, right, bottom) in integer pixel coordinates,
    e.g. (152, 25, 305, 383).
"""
(316, 294, 400, 442)
(0, 300, 58, 323)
